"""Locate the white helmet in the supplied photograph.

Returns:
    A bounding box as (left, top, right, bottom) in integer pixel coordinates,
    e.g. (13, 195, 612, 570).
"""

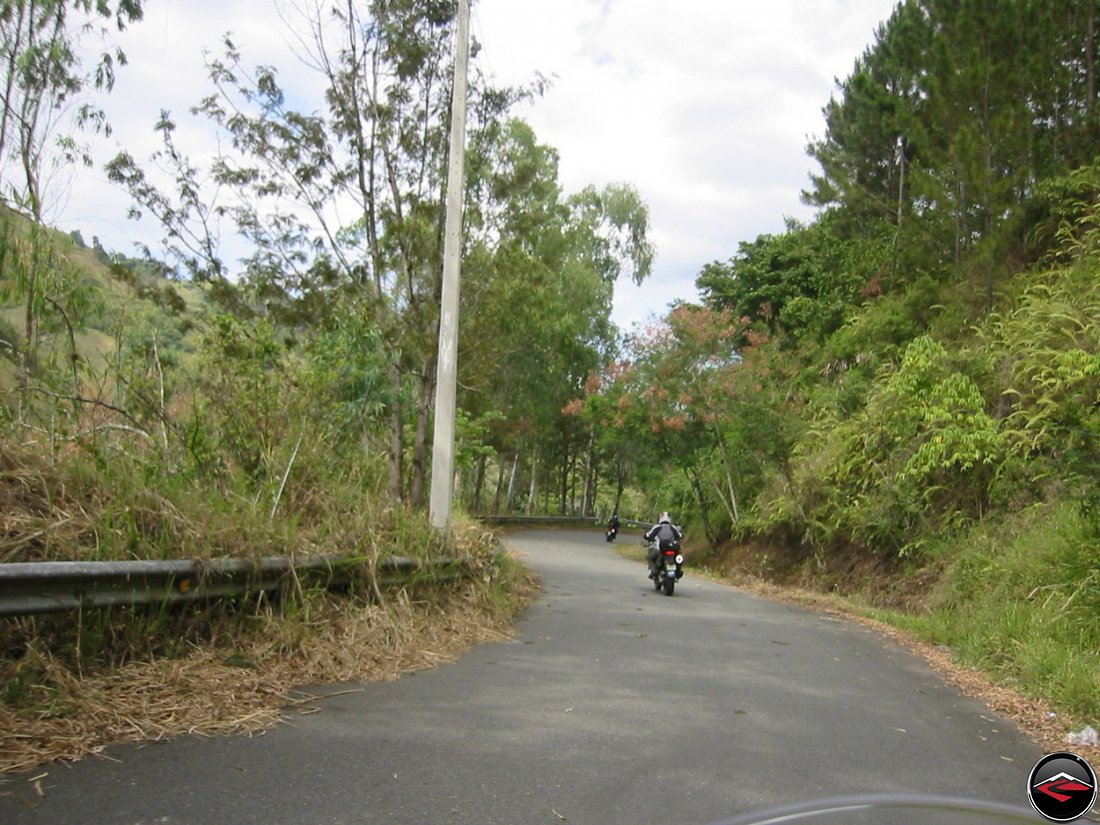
(659, 512, 670, 523)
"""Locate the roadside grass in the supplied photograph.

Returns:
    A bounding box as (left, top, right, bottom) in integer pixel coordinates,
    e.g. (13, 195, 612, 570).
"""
(886, 501, 1100, 724)
(0, 533, 537, 775)
(0, 435, 453, 566)
(0, 436, 539, 775)
(0, 554, 537, 775)
(2, 439, 294, 564)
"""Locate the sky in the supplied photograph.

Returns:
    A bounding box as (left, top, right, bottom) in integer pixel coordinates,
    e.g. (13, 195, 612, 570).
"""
(52, 0, 899, 331)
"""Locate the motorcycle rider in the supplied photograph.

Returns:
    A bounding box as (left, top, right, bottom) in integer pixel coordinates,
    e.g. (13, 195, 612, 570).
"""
(607, 513, 620, 537)
(643, 512, 682, 578)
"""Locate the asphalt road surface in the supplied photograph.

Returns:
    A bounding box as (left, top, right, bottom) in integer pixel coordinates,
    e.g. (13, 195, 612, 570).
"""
(0, 529, 1045, 824)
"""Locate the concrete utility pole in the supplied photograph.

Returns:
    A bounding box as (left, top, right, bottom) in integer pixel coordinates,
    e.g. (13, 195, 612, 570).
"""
(429, 0, 470, 532)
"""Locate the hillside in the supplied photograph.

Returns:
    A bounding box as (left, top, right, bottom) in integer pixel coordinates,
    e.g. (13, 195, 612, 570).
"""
(1, 208, 204, 402)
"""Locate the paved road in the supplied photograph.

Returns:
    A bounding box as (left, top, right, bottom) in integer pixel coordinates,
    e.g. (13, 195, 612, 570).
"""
(0, 529, 1043, 824)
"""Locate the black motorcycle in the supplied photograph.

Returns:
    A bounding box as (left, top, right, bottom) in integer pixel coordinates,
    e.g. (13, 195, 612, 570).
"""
(651, 543, 684, 596)
(605, 523, 618, 542)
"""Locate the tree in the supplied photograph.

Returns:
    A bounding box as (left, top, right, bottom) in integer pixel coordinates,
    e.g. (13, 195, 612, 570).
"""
(108, 1, 509, 505)
(806, 0, 1100, 296)
(459, 121, 654, 514)
(566, 306, 791, 545)
(107, 7, 653, 515)
(0, 0, 143, 422)
(804, 1, 930, 231)
(1, 0, 143, 215)
(697, 215, 889, 345)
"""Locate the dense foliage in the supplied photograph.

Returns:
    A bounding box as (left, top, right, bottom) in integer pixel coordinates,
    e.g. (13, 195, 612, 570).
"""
(1, 1, 652, 540)
(567, 0, 1099, 718)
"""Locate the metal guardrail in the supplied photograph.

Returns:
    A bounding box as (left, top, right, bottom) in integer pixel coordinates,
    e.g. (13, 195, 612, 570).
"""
(0, 554, 467, 618)
(477, 515, 652, 530)
(611, 519, 652, 531)
(480, 515, 597, 525)
(0, 519, 647, 619)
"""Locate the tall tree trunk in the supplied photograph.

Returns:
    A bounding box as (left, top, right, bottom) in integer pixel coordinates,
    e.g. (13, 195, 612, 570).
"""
(1083, 6, 1098, 161)
(558, 446, 569, 514)
(470, 452, 487, 513)
(526, 452, 538, 514)
(896, 136, 906, 228)
(506, 450, 520, 512)
(684, 465, 717, 549)
(955, 177, 966, 265)
(0, 0, 29, 167)
(408, 364, 436, 509)
(581, 426, 596, 516)
(386, 366, 404, 501)
(563, 449, 578, 515)
(711, 424, 740, 522)
(710, 480, 737, 526)
(614, 456, 626, 515)
(1088, 7, 1097, 120)
(491, 452, 506, 513)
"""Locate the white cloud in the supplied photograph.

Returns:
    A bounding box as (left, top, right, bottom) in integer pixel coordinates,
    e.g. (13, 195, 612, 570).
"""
(471, 0, 897, 329)
(55, 0, 898, 330)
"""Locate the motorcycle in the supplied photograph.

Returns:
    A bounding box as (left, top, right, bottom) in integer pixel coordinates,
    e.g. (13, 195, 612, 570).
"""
(650, 541, 684, 596)
(605, 523, 618, 542)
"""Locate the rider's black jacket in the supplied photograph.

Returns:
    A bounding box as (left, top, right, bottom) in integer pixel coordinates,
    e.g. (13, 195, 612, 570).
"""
(644, 521, 682, 550)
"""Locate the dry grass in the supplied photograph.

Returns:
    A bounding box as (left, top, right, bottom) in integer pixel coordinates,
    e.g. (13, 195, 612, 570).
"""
(0, 439, 206, 564)
(0, 432, 539, 778)
(0, 556, 538, 777)
(0, 444, 90, 564)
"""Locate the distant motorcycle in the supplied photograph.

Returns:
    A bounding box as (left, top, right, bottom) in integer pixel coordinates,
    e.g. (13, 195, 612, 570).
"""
(605, 523, 618, 542)
(649, 541, 684, 596)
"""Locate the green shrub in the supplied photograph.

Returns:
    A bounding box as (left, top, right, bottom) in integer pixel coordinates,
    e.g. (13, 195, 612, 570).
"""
(924, 503, 1100, 719)
(764, 336, 1002, 555)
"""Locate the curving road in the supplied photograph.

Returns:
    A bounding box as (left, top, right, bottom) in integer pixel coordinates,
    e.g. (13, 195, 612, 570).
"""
(0, 529, 1042, 824)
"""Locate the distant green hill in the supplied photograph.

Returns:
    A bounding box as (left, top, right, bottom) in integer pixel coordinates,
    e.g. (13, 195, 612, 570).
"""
(0, 206, 207, 397)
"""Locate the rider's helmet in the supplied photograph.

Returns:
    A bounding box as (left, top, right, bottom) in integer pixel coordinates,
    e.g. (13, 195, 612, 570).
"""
(659, 511, 670, 523)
